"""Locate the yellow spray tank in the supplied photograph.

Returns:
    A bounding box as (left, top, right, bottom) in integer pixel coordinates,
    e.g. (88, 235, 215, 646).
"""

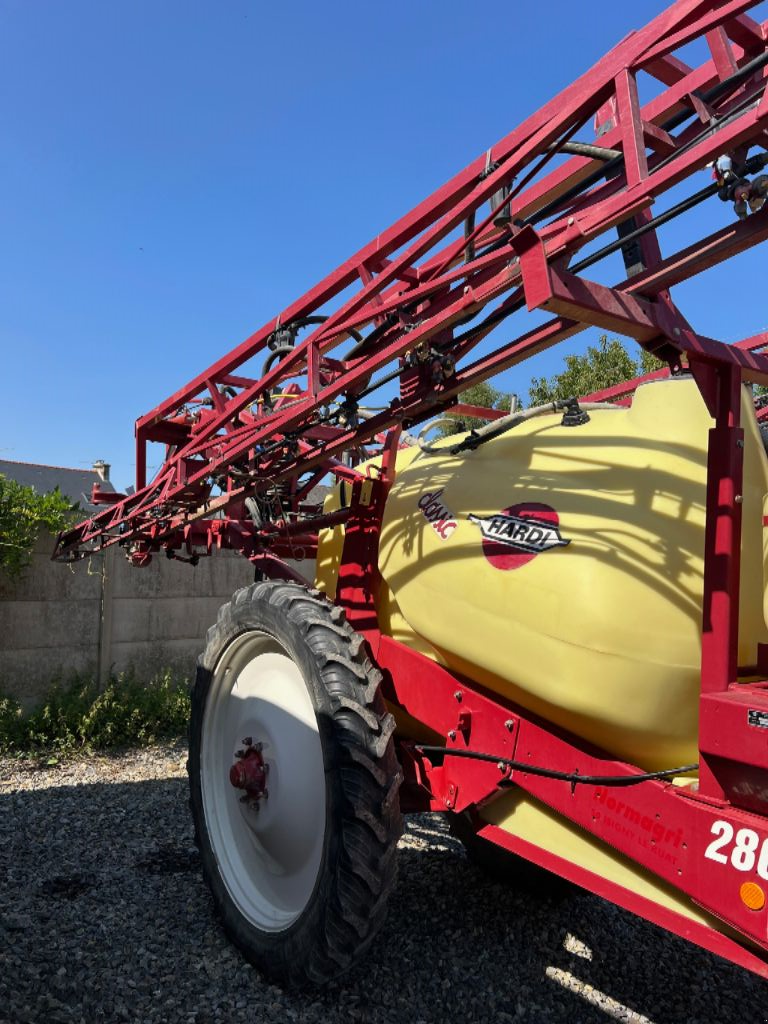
(317, 376, 768, 771)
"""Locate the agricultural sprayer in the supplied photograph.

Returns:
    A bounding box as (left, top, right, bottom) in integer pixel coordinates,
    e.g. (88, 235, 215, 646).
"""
(55, 0, 768, 985)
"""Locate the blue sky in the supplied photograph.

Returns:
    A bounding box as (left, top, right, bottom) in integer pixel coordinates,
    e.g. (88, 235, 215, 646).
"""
(2, 0, 767, 490)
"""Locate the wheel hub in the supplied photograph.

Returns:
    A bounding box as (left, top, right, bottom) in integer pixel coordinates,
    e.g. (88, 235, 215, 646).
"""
(229, 737, 269, 807)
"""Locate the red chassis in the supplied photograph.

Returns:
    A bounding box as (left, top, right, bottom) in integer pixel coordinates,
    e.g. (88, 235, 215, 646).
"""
(54, 0, 768, 978)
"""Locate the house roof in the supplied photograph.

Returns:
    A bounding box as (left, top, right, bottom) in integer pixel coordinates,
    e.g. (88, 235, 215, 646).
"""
(0, 459, 115, 511)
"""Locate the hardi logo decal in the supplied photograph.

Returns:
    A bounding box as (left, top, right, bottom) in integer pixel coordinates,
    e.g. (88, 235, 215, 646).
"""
(468, 502, 569, 570)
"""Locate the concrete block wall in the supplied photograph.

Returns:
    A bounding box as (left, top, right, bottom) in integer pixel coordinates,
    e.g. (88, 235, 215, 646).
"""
(0, 535, 103, 707)
(0, 531, 314, 709)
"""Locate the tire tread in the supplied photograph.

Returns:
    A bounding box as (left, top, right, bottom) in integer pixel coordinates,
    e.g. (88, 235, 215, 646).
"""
(188, 581, 402, 987)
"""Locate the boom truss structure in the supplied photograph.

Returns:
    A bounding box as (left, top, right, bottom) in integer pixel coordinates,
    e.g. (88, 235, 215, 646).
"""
(55, 0, 768, 571)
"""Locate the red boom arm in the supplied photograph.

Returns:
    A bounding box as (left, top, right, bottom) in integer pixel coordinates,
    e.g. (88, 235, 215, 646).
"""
(54, 0, 768, 569)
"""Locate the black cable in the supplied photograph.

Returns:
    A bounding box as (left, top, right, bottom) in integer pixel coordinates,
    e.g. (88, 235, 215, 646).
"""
(354, 363, 404, 401)
(336, 54, 768, 378)
(570, 181, 719, 274)
(696, 46, 768, 108)
(651, 87, 764, 177)
(414, 744, 697, 788)
(528, 48, 768, 228)
(184, 52, 768, 504)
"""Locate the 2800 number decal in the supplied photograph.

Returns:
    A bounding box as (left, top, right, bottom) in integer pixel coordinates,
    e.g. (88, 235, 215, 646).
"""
(704, 820, 768, 877)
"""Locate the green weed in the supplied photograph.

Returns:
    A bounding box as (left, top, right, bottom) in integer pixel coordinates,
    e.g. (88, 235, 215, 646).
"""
(0, 670, 190, 755)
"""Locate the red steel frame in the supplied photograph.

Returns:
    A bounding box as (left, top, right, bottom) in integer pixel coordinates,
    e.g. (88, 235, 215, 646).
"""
(55, 0, 768, 978)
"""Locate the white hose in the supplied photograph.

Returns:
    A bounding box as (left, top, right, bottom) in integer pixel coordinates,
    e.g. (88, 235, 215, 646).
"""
(356, 406, 420, 446)
(416, 400, 620, 456)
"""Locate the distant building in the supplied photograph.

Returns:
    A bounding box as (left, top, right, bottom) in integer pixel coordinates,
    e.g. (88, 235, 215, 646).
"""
(0, 458, 116, 511)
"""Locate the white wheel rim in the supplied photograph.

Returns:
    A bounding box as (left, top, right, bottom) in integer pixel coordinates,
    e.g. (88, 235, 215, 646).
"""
(200, 630, 327, 932)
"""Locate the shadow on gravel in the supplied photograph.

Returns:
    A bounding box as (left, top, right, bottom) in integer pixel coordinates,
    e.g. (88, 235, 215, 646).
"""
(0, 776, 764, 1024)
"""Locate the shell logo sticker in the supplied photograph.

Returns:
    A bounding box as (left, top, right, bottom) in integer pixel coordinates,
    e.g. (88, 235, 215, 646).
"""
(468, 502, 569, 570)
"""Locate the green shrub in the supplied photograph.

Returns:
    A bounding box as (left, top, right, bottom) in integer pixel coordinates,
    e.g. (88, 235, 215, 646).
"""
(0, 693, 26, 750)
(0, 474, 74, 578)
(0, 670, 191, 755)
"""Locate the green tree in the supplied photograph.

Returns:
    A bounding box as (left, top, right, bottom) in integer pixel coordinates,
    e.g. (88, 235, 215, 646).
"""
(527, 336, 662, 406)
(0, 475, 73, 578)
(438, 380, 512, 437)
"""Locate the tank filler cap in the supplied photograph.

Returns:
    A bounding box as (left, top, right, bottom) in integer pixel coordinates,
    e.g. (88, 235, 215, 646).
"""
(559, 398, 590, 427)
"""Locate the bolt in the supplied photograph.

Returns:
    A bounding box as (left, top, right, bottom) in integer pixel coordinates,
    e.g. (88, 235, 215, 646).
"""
(736, 439, 745, 448)
(453, 690, 463, 702)
(444, 798, 453, 809)
(673, 328, 681, 337)
(735, 494, 743, 504)
(504, 719, 515, 731)
(448, 730, 457, 741)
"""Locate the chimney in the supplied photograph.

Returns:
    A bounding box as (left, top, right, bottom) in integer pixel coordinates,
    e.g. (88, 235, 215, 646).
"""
(93, 459, 110, 482)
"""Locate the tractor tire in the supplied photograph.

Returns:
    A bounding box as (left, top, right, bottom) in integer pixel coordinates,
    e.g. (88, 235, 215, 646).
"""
(188, 581, 402, 987)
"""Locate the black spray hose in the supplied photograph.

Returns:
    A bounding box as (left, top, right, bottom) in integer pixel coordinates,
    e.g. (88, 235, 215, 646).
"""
(529, 48, 768, 228)
(414, 744, 698, 791)
(570, 181, 719, 274)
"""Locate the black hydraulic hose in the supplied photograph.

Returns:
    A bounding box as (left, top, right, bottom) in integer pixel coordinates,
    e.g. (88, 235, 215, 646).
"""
(528, 48, 768, 228)
(453, 55, 768, 342)
(453, 295, 526, 348)
(292, 314, 363, 343)
(344, 314, 399, 361)
(464, 210, 476, 264)
(354, 363, 404, 401)
(651, 87, 765, 177)
(695, 46, 768, 108)
(556, 140, 621, 161)
(260, 50, 768, 436)
(348, 50, 768, 375)
(262, 344, 296, 375)
(342, 56, 768, 374)
(262, 314, 364, 377)
(570, 180, 719, 274)
(414, 744, 698, 789)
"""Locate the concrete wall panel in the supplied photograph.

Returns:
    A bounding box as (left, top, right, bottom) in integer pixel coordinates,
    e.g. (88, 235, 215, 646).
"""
(0, 531, 317, 708)
(2, 599, 101, 650)
(0, 647, 99, 708)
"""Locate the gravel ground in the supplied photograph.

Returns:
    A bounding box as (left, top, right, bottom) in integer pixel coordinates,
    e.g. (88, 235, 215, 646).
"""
(0, 746, 765, 1024)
